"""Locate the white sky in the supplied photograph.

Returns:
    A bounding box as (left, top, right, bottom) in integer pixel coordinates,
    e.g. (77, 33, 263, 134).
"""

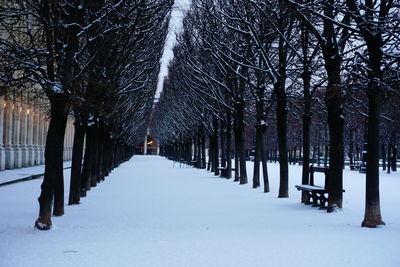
(155, 0, 191, 99)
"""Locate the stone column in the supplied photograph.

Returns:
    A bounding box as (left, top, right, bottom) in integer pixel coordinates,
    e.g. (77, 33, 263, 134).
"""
(27, 105, 34, 166)
(12, 101, 22, 168)
(39, 117, 48, 165)
(143, 135, 148, 155)
(38, 115, 45, 165)
(33, 108, 40, 165)
(0, 97, 6, 170)
(20, 102, 28, 167)
(4, 100, 14, 169)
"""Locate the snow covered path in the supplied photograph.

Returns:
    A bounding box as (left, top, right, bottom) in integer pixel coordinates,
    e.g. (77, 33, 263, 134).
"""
(1, 156, 399, 267)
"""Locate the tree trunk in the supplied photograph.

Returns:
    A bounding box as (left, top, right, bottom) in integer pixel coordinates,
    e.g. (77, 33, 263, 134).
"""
(253, 126, 261, 188)
(201, 133, 206, 169)
(362, 84, 385, 227)
(207, 137, 212, 171)
(226, 110, 232, 179)
(301, 67, 312, 203)
(80, 126, 95, 196)
(35, 97, 69, 229)
(275, 22, 289, 197)
(235, 99, 247, 185)
(102, 136, 111, 177)
(321, 0, 344, 212)
(213, 119, 220, 176)
(68, 121, 86, 205)
(234, 139, 240, 182)
(387, 144, 391, 174)
(253, 86, 266, 188)
(260, 128, 269, 192)
(196, 133, 202, 168)
(91, 127, 100, 186)
(97, 129, 105, 181)
(220, 120, 227, 177)
(326, 84, 344, 211)
(276, 77, 288, 197)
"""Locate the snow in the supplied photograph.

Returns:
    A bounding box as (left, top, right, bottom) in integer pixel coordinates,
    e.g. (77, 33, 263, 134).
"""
(51, 82, 64, 94)
(0, 162, 71, 185)
(0, 156, 400, 267)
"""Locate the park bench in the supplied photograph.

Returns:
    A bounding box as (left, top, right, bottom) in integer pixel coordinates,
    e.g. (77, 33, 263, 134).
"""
(172, 158, 192, 168)
(349, 163, 360, 171)
(295, 165, 345, 209)
(217, 166, 236, 177)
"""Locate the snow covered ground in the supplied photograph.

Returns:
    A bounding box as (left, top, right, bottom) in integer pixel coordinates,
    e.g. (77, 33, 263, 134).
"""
(0, 156, 399, 267)
(0, 161, 71, 185)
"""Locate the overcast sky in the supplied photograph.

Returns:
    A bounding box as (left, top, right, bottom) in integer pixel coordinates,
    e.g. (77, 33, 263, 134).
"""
(155, 0, 191, 99)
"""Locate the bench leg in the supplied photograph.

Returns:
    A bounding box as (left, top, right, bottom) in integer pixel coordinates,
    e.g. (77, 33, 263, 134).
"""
(319, 193, 328, 210)
(305, 191, 312, 205)
(311, 192, 319, 207)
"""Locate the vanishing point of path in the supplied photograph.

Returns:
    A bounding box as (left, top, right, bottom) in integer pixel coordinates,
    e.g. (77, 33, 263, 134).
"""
(1, 156, 399, 267)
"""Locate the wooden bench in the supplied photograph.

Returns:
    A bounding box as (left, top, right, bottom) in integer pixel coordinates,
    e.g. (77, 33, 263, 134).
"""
(295, 184, 328, 208)
(217, 167, 236, 177)
(349, 163, 359, 171)
(295, 165, 345, 209)
(173, 158, 192, 168)
(295, 166, 329, 209)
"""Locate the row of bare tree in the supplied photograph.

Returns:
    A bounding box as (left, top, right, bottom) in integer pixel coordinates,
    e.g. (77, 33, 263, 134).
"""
(151, 0, 399, 227)
(1, 0, 173, 230)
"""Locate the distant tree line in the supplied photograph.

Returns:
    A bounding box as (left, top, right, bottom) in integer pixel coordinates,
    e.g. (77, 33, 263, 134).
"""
(1, 0, 173, 230)
(152, 0, 399, 228)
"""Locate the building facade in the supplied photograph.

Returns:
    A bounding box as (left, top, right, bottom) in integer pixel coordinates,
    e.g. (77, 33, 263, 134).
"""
(0, 96, 74, 170)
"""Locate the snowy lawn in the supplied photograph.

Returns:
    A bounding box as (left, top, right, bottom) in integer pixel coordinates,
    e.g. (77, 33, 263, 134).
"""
(0, 155, 399, 267)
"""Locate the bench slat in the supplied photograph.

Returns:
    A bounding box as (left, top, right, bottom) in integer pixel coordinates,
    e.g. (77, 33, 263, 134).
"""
(295, 185, 326, 192)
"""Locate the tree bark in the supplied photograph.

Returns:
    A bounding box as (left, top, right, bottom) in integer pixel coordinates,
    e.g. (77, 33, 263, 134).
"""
(68, 120, 86, 205)
(362, 83, 385, 227)
(90, 126, 100, 187)
(275, 15, 289, 198)
(234, 139, 240, 182)
(253, 90, 267, 188)
(220, 120, 227, 177)
(201, 131, 206, 169)
(226, 109, 232, 179)
(301, 68, 312, 203)
(80, 126, 95, 196)
(260, 131, 270, 193)
(387, 144, 391, 174)
(325, 84, 344, 211)
(35, 97, 69, 229)
(235, 99, 247, 184)
(276, 79, 289, 198)
(213, 119, 220, 176)
(253, 125, 261, 188)
(321, 0, 344, 211)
